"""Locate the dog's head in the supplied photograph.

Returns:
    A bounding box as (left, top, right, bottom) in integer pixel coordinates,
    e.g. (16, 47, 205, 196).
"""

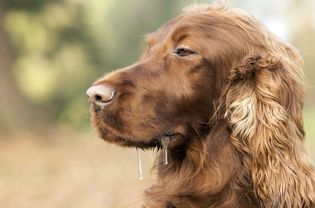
(87, 4, 315, 207)
(87, 6, 231, 149)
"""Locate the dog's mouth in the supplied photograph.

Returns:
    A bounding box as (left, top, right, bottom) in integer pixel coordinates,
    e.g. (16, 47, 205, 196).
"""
(91, 109, 181, 149)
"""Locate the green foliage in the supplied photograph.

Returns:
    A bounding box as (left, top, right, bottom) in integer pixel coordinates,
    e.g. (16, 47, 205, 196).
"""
(3, 0, 192, 128)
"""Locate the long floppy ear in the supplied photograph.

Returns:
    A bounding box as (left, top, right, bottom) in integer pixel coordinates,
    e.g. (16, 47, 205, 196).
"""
(225, 54, 315, 207)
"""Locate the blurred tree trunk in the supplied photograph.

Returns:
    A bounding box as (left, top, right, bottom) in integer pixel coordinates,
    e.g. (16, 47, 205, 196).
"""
(0, 1, 38, 132)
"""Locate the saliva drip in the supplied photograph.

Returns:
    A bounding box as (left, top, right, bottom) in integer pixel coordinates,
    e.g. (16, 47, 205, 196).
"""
(136, 148, 144, 180)
(136, 137, 170, 181)
(161, 137, 170, 165)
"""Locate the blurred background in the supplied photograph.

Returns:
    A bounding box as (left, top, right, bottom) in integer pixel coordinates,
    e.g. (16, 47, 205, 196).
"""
(0, 0, 314, 207)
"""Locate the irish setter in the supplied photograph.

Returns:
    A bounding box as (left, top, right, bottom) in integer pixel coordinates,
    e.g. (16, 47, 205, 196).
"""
(87, 4, 315, 208)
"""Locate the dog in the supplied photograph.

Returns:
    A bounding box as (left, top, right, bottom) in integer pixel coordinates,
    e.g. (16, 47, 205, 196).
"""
(87, 4, 315, 208)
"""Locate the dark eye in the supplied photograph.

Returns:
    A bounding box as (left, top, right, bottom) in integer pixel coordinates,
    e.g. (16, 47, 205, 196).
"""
(173, 47, 197, 57)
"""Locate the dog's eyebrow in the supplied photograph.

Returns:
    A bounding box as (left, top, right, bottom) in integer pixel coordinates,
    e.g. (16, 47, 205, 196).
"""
(171, 25, 191, 43)
(172, 32, 189, 44)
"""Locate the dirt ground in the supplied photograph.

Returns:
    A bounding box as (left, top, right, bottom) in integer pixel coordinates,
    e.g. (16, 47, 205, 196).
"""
(0, 129, 156, 208)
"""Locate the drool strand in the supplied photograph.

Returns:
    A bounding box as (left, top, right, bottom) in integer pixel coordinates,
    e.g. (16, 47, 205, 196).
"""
(161, 137, 170, 165)
(136, 148, 144, 180)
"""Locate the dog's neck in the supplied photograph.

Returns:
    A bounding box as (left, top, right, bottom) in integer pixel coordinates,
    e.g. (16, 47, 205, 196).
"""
(144, 124, 259, 208)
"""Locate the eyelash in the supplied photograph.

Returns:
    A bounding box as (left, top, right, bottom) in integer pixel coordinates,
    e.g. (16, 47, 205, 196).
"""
(173, 47, 197, 57)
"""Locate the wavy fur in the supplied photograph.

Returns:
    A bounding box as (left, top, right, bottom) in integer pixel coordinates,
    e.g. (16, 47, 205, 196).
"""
(227, 54, 315, 207)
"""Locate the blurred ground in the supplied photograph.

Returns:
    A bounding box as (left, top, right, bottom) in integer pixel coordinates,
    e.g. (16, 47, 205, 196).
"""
(0, 129, 156, 208)
(0, 126, 314, 208)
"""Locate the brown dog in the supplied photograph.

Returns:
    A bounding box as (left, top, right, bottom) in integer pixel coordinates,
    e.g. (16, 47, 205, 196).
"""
(87, 4, 315, 208)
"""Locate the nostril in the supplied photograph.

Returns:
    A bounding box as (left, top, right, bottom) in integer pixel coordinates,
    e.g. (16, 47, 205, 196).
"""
(86, 85, 116, 105)
(95, 95, 103, 102)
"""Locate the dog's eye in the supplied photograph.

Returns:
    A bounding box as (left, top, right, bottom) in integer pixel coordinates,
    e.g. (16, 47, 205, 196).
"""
(173, 47, 197, 57)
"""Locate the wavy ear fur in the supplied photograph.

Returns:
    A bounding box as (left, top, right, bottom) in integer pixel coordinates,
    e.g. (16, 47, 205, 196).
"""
(226, 54, 315, 207)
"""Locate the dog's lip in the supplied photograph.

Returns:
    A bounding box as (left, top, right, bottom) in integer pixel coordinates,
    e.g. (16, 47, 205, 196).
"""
(122, 132, 177, 148)
(153, 132, 176, 140)
(149, 132, 177, 148)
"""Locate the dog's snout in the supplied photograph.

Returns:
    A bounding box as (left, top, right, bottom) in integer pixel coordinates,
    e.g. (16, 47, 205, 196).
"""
(86, 85, 116, 106)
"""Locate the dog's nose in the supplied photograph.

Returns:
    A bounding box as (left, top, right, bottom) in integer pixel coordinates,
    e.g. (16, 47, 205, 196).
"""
(86, 85, 116, 106)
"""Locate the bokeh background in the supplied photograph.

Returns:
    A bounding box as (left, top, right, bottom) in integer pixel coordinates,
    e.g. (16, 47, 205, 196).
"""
(0, 0, 314, 207)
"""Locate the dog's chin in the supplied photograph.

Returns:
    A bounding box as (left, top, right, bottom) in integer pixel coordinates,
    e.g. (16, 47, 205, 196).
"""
(97, 127, 177, 149)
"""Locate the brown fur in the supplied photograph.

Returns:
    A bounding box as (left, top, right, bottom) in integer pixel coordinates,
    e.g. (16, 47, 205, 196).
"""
(88, 4, 315, 208)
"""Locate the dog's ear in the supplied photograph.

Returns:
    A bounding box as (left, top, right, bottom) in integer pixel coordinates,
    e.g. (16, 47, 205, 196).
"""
(225, 53, 315, 207)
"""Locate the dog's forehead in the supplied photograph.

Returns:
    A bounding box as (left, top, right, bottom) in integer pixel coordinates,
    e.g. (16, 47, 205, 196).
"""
(146, 14, 206, 46)
(145, 4, 234, 48)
